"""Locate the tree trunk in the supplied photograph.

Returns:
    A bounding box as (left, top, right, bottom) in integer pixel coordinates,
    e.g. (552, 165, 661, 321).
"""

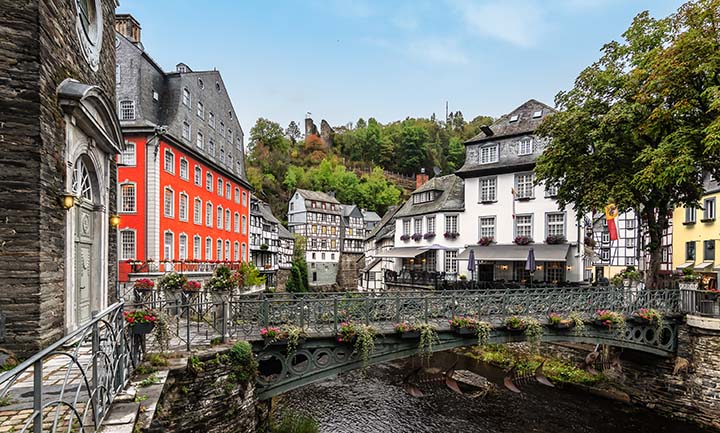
(643, 208, 667, 289)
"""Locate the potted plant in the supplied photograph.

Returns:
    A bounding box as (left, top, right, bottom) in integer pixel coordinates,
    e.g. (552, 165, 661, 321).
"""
(680, 268, 701, 291)
(133, 278, 155, 291)
(124, 309, 158, 335)
(423, 232, 436, 240)
(260, 326, 287, 346)
(443, 231, 459, 240)
(449, 316, 478, 336)
(337, 322, 357, 345)
(631, 308, 663, 330)
(394, 322, 420, 339)
(513, 236, 532, 245)
(205, 265, 240, 303)
(416, 323, 439, 361)
(548, 312, 575, 329)
(545, 235, 566, 245)
(282, 325, 307, 355)
(505, 316, 527, 332)
(157, 272, 188, 303)
(593, 310, 625, 329)
(400, 234, 411, 242)
(336, 322, 376, 366)
(478, 236, 494, 246)
(411, 233, 423, 242)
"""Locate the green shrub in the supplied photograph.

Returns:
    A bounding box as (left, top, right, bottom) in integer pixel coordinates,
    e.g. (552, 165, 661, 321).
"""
(228, 341, 258, 383)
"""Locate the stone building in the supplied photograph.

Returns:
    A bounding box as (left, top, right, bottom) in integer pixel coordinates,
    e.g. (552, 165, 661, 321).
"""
(114, 15, 252, 282)
(0, 0, 123, 355)
(287, 189, 342, 288)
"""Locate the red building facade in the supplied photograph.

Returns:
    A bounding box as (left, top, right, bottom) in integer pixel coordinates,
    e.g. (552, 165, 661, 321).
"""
(115, 15, 251, 282)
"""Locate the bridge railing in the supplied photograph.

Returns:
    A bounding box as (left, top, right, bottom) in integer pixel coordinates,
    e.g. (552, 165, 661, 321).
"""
(680, 288, 720, 317)
(0, 302, 134, 433)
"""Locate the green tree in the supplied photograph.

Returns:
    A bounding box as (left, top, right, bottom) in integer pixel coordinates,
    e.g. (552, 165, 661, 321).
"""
(286, 120, 302, 144)
(250, 118, 289, 153)
(286, 235, 309, 292)
(535, 0, 720, 288)
(397, 120, 429, 174)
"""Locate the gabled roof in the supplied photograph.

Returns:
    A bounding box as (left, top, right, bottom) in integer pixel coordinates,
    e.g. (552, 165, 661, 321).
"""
(278, 224, 293, 240)
(394, 175, 465, 218)
(362, 210, 381, 223)
(465, 99, 555, 144)
(295, 188, 341, 205)
(366, 206, 400, 241)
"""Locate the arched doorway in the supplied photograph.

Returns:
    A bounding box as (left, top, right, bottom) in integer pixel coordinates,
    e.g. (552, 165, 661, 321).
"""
(70, 156, 100, 325)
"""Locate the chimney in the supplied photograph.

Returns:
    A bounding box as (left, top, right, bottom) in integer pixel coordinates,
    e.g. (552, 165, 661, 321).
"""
(115, 14, 141, 44)
(416, 168, 429, 189)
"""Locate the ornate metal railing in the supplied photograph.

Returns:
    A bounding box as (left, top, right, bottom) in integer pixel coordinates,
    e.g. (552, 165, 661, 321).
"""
(680, 288, 720, 318)
(0, 303, 133, 433)
(125, 260, 245, 274)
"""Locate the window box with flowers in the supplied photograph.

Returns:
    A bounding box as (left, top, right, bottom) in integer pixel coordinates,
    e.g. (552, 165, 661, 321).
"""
(478, 236, 494, 246)
(133, 278, 155, 291)
(400, 234, 411, 242)
(513, 236, 532, 245)
(593, 310, 625, 329)
(444, 231, 459, 240)
(411, 233, 423, 242)
(545, 235, 566, 245)
(394, 322, 420, 339)
(423, 232, 436, 240)
(124, 309, 158, 335)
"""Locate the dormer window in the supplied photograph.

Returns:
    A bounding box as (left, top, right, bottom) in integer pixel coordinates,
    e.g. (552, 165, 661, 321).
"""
(479, 144, 499, 164)
(532, 110, 543, 118)
(509, 114, 519, 122)
(412, 191, 437, 204)
(518, 137, 533, 156)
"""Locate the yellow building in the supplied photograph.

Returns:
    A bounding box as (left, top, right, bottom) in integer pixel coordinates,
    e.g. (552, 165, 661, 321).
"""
(672, 176, 720, 290)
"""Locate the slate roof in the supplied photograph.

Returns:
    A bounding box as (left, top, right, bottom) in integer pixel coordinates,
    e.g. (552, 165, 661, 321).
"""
(466, 99, 555, 144)
(362, 210, 381, 223)
(366, 206, 400, 241)
(278, 224, 294, 240)
(295, 188, 341, 205)
(394, 175, 465, 218)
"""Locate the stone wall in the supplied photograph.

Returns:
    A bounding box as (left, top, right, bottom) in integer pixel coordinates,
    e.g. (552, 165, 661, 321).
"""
(0, 0, 119, 355)
(337, 252, 362, 290)
(148, 348, 267, 433)
(275, 268, 290, 292)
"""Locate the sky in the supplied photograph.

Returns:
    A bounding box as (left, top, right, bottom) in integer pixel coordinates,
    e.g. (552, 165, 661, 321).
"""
(117, 0, 684, 133)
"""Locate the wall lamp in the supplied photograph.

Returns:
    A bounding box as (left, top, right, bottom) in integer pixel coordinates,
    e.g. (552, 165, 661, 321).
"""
(536, 265, 544, 271)
(109, 214, 121, 228)
(62, 192, 76, 210)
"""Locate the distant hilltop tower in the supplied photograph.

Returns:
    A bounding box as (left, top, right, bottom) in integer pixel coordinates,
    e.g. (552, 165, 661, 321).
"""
(304, 115, 334, 148)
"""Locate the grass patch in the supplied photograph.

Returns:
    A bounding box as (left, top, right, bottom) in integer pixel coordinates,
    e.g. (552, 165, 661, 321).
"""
(147, 353, 168, 367)
(469, 344, 603, 386)
(271, 413, 319, 433)
(135, 364, 158, 375)
(0, 395, 14, 407)
(138, 373, 160, 387)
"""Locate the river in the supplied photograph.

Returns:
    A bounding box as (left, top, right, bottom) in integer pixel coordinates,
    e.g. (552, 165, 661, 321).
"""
(273, 351, 711, 433)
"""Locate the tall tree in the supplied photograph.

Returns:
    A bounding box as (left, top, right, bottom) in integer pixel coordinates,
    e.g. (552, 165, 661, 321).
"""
(286, 121, 302, 144)
(250, 118, 288, 153)
(397, 120, 429, 174)
(535, 0, 720, 288)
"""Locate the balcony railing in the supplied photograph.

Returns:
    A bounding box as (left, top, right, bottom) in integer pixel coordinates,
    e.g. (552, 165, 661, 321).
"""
(384, 270, 590, 290)
(126, 260, 245, 274)
(680, 288, 720, 318)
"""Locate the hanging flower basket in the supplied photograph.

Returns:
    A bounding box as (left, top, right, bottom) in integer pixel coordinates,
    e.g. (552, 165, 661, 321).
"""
(131, 322, 155, 335)
(513, 236, 532, 245)
(394, 322, 420, 339)
(505, 316, 527, 333)
(478, 236, 494, 246)
(124, 310, 157, 335)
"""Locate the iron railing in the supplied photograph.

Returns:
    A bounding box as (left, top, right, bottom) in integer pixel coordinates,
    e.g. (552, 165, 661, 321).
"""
(0, 302, 134, 433)
(680, 288, 720, 317)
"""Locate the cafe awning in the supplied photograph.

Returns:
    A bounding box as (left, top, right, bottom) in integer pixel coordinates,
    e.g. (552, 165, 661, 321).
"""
(676, 262, 695, 270)
(374, 247, 425, 258)
(457, 244, 570, 262)
(695, 261, 715, 271)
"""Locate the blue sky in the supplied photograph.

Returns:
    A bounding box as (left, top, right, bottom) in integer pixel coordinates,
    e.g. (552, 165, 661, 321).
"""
(117, 0, 683, 132)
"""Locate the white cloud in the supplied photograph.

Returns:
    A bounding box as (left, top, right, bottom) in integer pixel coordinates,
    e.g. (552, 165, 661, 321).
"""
(449, 0, 546, 48)
(408, 38, 469, 65)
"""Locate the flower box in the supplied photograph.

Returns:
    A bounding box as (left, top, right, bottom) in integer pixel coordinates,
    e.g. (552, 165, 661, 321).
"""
(411, 233, 423, 241)
(513, 236, 532, 245)
(399, 330, 421, 339)
(443, 232, 460, 240)
(506, 324, 527, 333)
(131, 322, 155, 335)
(452, 326, 476, 336)
(549, 319, 575, 329)
(478, 236, 494, 246)
(400, 234, 411, 242)
(423, 232, 436, 240)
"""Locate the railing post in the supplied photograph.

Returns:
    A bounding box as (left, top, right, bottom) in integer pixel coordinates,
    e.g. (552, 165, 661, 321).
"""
(33, 358, 42, 433)
(185, 304, 191, 352)
(117, 303, 127, 388)
(333, 297, 339, 335)
(91, 310, 100, 428)
(262, 296, 269, 328)
(221, 300, 229, 343)
(300, 297, 306, 329)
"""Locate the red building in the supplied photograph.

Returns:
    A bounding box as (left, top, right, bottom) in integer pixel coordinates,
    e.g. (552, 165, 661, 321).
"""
(115, 15, 252, 282)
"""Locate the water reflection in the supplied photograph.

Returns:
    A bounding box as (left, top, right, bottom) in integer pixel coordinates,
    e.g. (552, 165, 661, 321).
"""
(274, 351, 710, 433)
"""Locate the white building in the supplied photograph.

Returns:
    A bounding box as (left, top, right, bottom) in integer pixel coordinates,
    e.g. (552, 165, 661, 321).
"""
(454, 99, 584, 283)
(360, 206, 400, 291)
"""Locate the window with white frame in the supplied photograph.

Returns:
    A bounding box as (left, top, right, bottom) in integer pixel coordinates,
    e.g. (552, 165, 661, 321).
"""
(626, 218, 635, 229)
(445, 250, 458, 273)
(546, 213, 565, 238)
(182, 88, 190, 106)
(206, 202, 213, 226)
(601, 249, 610, 261)
(515, 173, 534, 199)
(234, 213, 240, 232)
(220, 147, 225, 164)
(225, 240, 230, 261)
(208, 139, 215, 156)
(479, 177, 497, 202)
(194, 166, 202, 186)
(209, 112, 215, 128)
(178, 234, 187, 260)
(479, 216, 495, 238)
(182, 121, 191, 140)
(120, 230, 135, 260)
(225, 209, 231, 231)
(164, 149, 175, 173)
(217, 205, 223, 228)
(545, 183, 559, 197)
(179, 193, 188, 221)
(179, 159, 188, 180)
(445, 215, 458, 233)
(227, 153, 233, 169)
(220, 121, 225, 136)
(164, 231, 174, 260)
(686, 207, 696, 223)
(197, 102, 204, 119)
(704, 197, 716, 220)
(194, 198, 202, 224)
(121, 142, 136, 166)
(225, 183, 231, 198)
(196, 132, 204, 149)
(242, 243, 247, 262)
(217, 178, 223, 196)
(164, 187, 174, 217)
(627, 237, 636, 248)
(193, 235, 201, 259)
(627, 256, 636, 266)
(602, 232, 610, 243)
(120, 183, 136, 213)
(242, 191, 247, 206)
(427, 216, 435, 234)
(403, 220, 410, 236)
(216, 239, 222, 261)
(119, 100, 135, 120)
(242, 215, 247, 234)
(515, 215, 532, 238)
(414, 218, 422, 234)
(228, 130, 233, 143)
(206, 172, 213, 191)
(234, 242, 240, 261)
(480, 144, 498, 164)
(205, 236, 212, 260)
(518, 137, 533, 155)
(235, 188, 240, 203)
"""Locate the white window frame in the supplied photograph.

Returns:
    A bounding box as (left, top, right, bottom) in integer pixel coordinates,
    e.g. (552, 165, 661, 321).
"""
(427, 216, 435, 233)
(206, 201, 213, 227)
(217, 205, 223, 229)
(163, 187, 174, 218)
(194, 198, 202, 224)
(179, 158, 189, 180)
(182, 121, 191, 140)
(205, 236, 213, 260)
(209, 112, 215, 129)
(225, 209, 231, 231)
(515, 173, 534, 199)
(479, 177, 497, 202)
(121, 142, 136, 166)
(179, 192, 189, 221)
(164, 230, 174, 261)
(194, 166, 202, 186)
(479, 216, 495, 238)
(196, 132, 204, 149)
(445, 250, 458, 273)
(704, 197, 716, 220)
(242, 191, 247, 206)
(235, 188, 240, 203)
(518, 137, 533, 155)
(234, 212, 240, 233)
(197, 102, 205, 119)
(119, 182, 136, 213)
(216, 239, 223, 261)
(445, 215, 458, 233)
(514, 214, 533, 238)
(120, 229, 136, 260)
(182, 87, 191, 106)
(164, 149, 175, 173)
(242, 215, 247, 234)
(217, 178, 223, 196)
(119, 100, 135, 121)
(479, 144, 498, 164)
(193, 235, 201, 260)
(178, 233, 188, 260)
(546, 212, 565, 238)
(206, 172, 213, 191)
